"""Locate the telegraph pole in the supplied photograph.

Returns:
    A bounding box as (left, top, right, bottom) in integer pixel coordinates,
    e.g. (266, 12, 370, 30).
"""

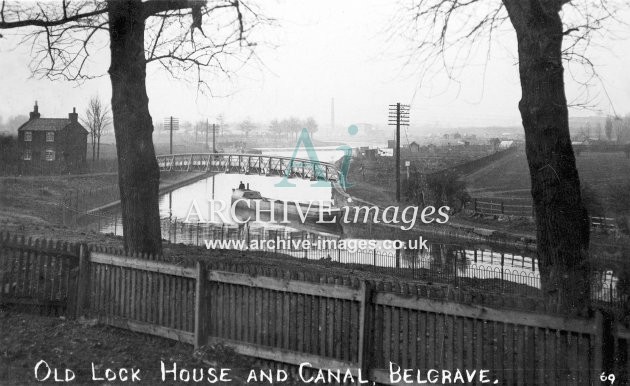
(212, 123, 217, 152)
(205, 119, 209, 151)
(164, 116, 179, 155)
(388, 103, 410, 202)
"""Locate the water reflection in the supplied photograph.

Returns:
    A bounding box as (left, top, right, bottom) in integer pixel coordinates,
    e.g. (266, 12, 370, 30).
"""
(160, 173, 334, 223)
(99, 172, 340, 237)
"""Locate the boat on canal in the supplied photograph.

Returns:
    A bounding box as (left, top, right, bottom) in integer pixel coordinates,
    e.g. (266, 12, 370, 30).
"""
(231, 183, 341, 225)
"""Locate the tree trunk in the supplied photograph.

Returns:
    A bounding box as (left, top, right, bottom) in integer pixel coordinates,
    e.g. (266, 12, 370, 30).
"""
(97, 134, 101, 160)
(107, 0, 162, 254)
(503, 0, 590, 312)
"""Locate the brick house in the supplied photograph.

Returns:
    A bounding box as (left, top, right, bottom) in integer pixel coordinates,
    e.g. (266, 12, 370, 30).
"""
(17, 102, 88, 174)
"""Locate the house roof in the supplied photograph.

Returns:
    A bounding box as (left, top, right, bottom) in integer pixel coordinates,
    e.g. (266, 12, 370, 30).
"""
(18, 118, 88, 134)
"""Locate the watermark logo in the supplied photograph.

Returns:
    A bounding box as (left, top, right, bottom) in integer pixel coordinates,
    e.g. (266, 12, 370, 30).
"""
(275, 125, 358, 189)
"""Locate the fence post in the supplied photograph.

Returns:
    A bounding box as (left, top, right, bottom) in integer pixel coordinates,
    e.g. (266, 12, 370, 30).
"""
(74, 243, 90, 319)
(357, 281, 373, 376)
(194, 262, 208, 350)
(593, 310, 604, 383)
(453, 254, 458, 285)
(500, 253, 505, 292)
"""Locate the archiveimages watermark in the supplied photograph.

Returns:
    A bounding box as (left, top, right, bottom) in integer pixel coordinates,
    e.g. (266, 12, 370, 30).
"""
(203, 237, 430, 253)
(184, 199, 450, 231)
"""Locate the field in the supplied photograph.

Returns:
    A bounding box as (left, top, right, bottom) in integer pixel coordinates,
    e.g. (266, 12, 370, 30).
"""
(0, 172, 201, 230)
(0, 174, 119, 228)
(95, 140, 210, 159)
(464, 148, 630, 212)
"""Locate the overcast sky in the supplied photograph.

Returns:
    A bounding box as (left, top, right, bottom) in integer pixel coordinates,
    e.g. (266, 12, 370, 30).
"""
(1, 0, 629, 132)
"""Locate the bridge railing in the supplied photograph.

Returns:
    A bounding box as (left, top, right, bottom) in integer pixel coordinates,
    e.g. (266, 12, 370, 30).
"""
(156, 153, 341, 182)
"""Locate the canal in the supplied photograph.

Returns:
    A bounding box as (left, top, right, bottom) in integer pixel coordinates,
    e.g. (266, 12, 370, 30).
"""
(91, 147, 619, 303)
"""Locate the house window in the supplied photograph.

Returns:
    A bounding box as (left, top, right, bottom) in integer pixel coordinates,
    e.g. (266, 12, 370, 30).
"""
(23, 149, 32, 161)
(46, 132, 55, 142)
(24, 131, 32, 141)
(45, 149, 55, 161)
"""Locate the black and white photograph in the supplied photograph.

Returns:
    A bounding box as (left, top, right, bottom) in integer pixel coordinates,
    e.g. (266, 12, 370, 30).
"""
(0, 0, 629, 384)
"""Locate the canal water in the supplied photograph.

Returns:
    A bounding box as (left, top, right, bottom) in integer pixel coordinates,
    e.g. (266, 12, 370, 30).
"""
(93, 150, 619, 301)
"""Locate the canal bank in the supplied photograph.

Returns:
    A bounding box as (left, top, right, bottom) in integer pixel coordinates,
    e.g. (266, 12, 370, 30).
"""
(86, 171, 213, 214)
(332, 181, 629, 273)
(331, 181, 537, 251)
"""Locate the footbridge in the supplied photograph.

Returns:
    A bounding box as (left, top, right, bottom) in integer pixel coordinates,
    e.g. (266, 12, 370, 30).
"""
(156, 153, 342, 184)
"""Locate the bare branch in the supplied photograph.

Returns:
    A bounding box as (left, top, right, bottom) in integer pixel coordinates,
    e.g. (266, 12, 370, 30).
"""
(0, 0, 272, 90)
(0, 2, 108, 29)
(395, 0, 628, 109)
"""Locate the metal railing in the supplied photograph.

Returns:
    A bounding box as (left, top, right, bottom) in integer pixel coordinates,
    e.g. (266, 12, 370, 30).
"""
(156, 153, 341, 183)
(82, 216, 624, 306)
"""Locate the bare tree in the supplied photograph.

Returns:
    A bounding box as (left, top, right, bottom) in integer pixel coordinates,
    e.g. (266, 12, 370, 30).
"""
(269, 118, 282, 140)
(1, 0, 267, 254)
(489, 137, 501, 151)
(614, 116, 625, 143)
(217, 114, 228, 137)
(605, 116, 614, 140)
(82, 95, 111, 163)
(304, 117, 318, 138)
(595, 122, 602, 140)
(285, 116, 301, 141)
(238, 119, 255, 140)
(397, 0, 627, 310)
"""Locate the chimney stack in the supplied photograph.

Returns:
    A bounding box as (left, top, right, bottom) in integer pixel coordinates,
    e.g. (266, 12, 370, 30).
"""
(69, 107, 78, 123)
(29, 101, 40, 120)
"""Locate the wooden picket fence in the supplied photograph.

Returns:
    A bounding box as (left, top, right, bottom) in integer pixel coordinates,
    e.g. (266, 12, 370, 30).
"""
(0, 236, 79, 315)
(1, 233, 629, 385)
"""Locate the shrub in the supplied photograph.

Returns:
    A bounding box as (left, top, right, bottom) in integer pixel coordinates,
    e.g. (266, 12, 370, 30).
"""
(581, 182, 605, 218)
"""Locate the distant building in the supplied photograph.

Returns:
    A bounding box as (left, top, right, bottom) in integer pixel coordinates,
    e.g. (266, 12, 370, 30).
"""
(378, 148, 393, 157)
(364, 148, 378, 160)
(498, 140, 514, 149)
(17, 102, 88, 174)
(408, 141, 420, 153)
(387, 140, 395, 149)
